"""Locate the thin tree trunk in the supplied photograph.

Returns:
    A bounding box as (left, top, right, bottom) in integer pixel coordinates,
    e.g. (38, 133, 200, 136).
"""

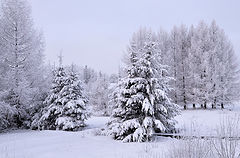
(182, 65, 186, 110)
(212, 98, 216, 109)
(183, 91, 186, 110)
(175, 94, 177, 104)
(15, 25, 19, 88)
(221, 103, 224, 109)
(204, 102, 207, 109)
(193, 103, 196, 109)
(173, 47, 178, 105)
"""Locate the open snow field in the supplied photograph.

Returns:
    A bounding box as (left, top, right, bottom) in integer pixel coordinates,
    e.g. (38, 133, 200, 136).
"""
(0, 109, 240, 158)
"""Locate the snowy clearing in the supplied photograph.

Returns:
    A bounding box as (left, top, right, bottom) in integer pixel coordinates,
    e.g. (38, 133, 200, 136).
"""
(176, 108, 240, 135)
(0, 109, 239, 158)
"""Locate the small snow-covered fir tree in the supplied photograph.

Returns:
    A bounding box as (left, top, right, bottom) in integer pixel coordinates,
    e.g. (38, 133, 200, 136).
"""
(34, 66, 90, 131)
(107, 30, 179, 142)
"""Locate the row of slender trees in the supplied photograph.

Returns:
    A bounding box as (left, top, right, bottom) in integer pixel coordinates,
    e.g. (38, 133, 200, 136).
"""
(170, 22, 240, 109)
(130, 23, 240, 110)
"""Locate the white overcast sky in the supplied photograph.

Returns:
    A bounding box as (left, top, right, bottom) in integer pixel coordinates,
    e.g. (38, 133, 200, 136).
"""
(30, 0, 240, 74)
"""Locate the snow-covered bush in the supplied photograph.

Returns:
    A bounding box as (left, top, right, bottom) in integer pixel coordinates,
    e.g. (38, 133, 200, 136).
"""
(0, 101, 17, 131)
(164, 138, 212, 158)
(210, 114, 240, 158)
(164, 114, 240, 158)
(107, 29, 179, 142)
(32, 67, 90, 131)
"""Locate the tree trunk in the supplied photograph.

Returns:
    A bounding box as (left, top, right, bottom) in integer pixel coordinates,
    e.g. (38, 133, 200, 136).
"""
(212, 98, 216, 109)
(201, 104, 203, 108)
(221, 103, 224, 109)
(204, 102, 207, 109)
(175, 94, 177, 104)
(181, 47, 187, 111)
(173, 47, 178, 106)
(193, 103, 196, 109)
(183, 95, 187, 110)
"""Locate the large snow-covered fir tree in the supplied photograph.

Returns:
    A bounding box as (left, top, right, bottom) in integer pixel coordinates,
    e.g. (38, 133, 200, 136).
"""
(32, 65, 90, 131)
(107, 30, 179, 142)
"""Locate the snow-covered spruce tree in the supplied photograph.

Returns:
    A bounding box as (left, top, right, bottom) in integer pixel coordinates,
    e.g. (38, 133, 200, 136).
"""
(31, 67, 66, 129)
(34, 66, 90, 131)
(107, 31, 179, 142)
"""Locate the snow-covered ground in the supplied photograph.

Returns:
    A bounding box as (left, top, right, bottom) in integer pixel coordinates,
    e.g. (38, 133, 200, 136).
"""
(0, 109, 239, 158)
(176, 109, 240, 136)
